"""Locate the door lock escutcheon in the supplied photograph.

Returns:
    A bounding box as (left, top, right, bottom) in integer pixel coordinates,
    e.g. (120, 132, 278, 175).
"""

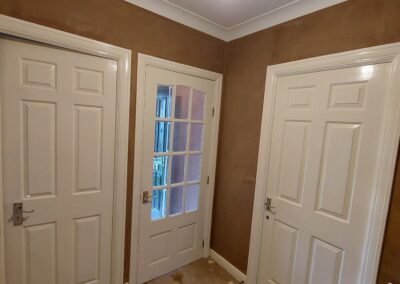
(142, 191, 159, 204)
(142, 191, 152, 204)
(8, 202, 34, 226)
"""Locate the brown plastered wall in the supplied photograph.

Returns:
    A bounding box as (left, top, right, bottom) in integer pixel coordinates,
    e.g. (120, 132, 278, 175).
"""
(378, 147, 400, 284)
(213, 0, 400, 277)
(0, 0, 226, 281)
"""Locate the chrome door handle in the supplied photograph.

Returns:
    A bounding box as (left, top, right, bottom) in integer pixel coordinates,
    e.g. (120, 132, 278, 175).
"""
(8, 202, 35, 226)
(265, 198, 276, 214)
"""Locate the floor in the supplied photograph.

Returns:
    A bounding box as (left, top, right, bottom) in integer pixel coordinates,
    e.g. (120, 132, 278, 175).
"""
(145, 258, 240, 284)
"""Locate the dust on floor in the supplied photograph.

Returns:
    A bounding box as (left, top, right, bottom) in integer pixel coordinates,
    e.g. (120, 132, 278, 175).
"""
(145, 258, 239, 284)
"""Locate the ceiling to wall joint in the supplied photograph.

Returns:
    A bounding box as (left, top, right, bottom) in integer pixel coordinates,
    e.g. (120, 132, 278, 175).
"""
(124, 0, 347, 41)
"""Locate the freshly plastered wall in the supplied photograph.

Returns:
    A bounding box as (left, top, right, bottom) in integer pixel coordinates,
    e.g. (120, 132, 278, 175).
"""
(378, 145, 400, 284)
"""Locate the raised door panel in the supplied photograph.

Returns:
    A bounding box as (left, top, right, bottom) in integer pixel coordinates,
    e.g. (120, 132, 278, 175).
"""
(22, 101, 56, 198)
(268, 220, 298, 284)
(178, 223, 196, 254)
(74, 216, 100, 284)
(316, 123, 361, 221)
(287, 87, 314, 109)
(74, 67, 103, 96)
(307, 237, 344, 284)
(328, 82, 367, 109)
(277, 121, 309, 205)
(74, 106, 103, 193)
(149, 231, 172, 266)
(24, 223, 57, 284)
(21, 59, 56, 90)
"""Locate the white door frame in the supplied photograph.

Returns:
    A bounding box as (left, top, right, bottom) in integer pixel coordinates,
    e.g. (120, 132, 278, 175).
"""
(246, 42, 400, 284)
(0, 15, 131, 284)
(129, 54, 223, 284)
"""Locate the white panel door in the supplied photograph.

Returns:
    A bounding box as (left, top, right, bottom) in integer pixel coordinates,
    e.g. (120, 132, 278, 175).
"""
(138, 66, 214, 283)
(258, 64, 391, 284)
(1, 37, 117, 284)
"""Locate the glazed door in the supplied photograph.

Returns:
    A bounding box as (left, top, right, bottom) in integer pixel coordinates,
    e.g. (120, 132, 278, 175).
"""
(1, 37, 117, 284)
(138, 66, 214, 283)
(258, 64, 391, 283)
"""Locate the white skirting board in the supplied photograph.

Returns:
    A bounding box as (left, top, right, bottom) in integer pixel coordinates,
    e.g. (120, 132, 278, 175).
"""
(210, 249, 247, 283)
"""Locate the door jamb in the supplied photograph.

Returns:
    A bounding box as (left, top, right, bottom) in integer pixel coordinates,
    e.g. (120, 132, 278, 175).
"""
(246, 42, 400, 284)
(0, 15, 131, 284)
(130, 53, 223, 284)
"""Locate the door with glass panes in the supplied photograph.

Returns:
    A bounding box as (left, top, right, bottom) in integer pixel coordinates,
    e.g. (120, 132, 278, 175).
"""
(138, 66, 215, 283)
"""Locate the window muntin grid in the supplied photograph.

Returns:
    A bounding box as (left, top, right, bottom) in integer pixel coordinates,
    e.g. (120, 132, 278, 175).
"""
(151, 85, 205, 221)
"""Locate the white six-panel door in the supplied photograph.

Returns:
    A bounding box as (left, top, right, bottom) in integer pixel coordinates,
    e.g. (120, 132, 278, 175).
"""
(138, 66, 214, 283)
(258, 64, 391, 283)
(1, 37, 117, 284)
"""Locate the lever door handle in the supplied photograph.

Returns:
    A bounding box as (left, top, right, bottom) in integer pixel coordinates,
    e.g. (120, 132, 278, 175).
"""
(265, 198, 276, 214)
(8, 202, 34, 226)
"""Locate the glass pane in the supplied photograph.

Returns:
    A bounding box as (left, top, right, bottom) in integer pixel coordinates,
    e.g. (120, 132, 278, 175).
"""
(156, 85, 172, 118)
(191, 89, 205, 120)
(169, 186, 183, 215)
(187, 154, 201, 182)
(189, 123, 203, 151)
(151, 189, 167, 221)
(154, 121, 170, 152)
(185, 184, 199, 212)
(171, 155, 185, 184)
(152, 156, 169, 186)
(173, 122, 188, 152)
(175, 85, 190, 119)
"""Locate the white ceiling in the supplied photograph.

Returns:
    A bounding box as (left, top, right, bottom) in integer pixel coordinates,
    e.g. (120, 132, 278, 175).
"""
(165, 0, 296, 29)
(125, 0, 347, 41)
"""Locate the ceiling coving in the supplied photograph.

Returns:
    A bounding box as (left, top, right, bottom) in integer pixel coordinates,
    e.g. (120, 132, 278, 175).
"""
(124, 0, 346, 41)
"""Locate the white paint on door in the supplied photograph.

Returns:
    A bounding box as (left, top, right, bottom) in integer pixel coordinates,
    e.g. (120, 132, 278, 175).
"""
(1, 38, 117, 284)
(138, 66, 214, 283)
(258, 63, 391, 283)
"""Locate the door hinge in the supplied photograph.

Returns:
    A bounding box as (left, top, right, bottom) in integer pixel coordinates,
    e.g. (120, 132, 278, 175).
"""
(212, 108, 215, 116)
(207, 176, 210, 184)
(202, 240, 205, 248)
